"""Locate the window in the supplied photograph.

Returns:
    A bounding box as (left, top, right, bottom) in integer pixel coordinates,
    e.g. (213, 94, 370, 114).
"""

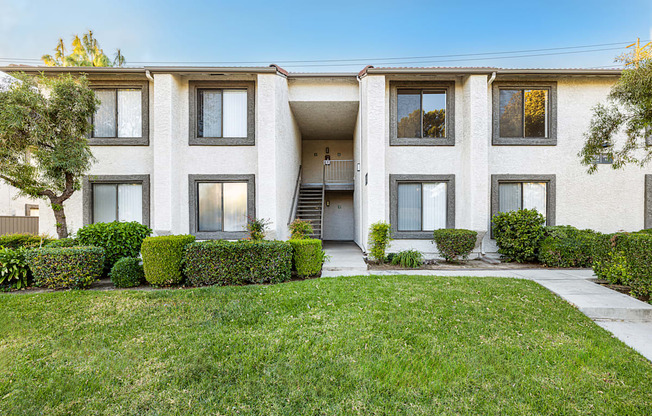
(83, 175, 150, 226)
(491, 175, 556, 232)
(189, 82, 255, 146)
(390, 175, 455, 238)
(189, 174, 255, 239)
(24, 204, 39, 217)
(92, 183, 143, 223)
(492, 82, 557, 146)
(390, 82, 455, 146)
(89, 81, 149, 146)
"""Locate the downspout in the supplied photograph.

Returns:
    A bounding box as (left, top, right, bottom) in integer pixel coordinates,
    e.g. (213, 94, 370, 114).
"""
(481, 71, 497, 257)
(356, 74, 365, 253)
(145, 70, 154, 82)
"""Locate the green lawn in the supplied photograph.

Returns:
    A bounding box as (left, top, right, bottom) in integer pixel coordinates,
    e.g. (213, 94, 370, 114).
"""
(1, 276, 651, 415)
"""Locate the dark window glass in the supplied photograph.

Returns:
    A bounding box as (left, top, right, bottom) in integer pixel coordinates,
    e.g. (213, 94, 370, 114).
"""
(499, 89, 548, 138)
(423, 91, 446, 138)
(397, 91, 421, 138)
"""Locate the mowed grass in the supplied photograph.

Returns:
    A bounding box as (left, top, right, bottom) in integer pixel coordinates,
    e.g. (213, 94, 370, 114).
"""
(1, 276, 652, 415)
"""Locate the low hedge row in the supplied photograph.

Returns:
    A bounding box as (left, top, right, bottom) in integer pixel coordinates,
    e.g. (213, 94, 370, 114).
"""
(432, 229, 477, 261)
(141, 235, 195, 286)
(288, 239, 324, 277)
(592, 232, 652, 297)
(110, 257, 144, 288)
(537, 226, 599, 268)
(25, 246, 105, 289)
(184, 240, 292, 286)
(0, 233, 52, 249)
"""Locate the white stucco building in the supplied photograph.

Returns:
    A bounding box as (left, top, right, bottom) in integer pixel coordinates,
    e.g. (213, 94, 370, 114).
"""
(0, 64, 649, 255)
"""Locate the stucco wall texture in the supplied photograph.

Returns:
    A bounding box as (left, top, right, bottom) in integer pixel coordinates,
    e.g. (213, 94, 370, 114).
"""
(18, 69, 649, 259)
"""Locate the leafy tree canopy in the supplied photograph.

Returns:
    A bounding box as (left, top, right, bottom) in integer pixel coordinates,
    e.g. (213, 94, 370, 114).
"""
(42, 30, 126, 67)
(579, 56, 652, 173)
(0, 73, 97, 238)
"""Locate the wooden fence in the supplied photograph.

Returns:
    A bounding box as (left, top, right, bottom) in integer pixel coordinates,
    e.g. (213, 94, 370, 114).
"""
(0, 216, 39, 235)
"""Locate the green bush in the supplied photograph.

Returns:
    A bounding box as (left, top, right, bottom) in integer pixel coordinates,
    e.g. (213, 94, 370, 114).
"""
(0, 233, 51, 249)
(537, 226, 599, 268)
(246, 217, 271, 241)
(592, 233, 629, 283)
(289, 239, 324, 277)
(492, 209, 546, 263)
(76, 221, 152, 273)
(369, 222, 392, 263)
(46, 238, 78, 248)
(0, 247, 31, 289)
(289, 219, 313, 239)
(616, 233, 652, 297)
(432, 229, 477, 262)
(141, 235, 195, 286)
(25, 246, 104, 289)
(184, 240, 292, 286)
(390, 249, 423, 268)
(109, 257, 144, 288)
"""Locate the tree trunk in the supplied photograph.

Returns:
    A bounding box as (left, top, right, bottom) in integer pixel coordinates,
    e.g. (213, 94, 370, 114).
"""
(51, 201, 69, 239)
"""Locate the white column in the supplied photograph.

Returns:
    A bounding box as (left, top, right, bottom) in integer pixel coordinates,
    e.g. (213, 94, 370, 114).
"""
(256, 74, 278, 239)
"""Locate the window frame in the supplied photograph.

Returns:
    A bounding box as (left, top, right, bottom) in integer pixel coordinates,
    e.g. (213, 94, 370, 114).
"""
(645, 175, 652, 229)
(389, 174, 455, 239)
(188, 174, 255, 239)
(89, 81, 149, 146)
(24, 204, 39, 217)
(491, 174, 556, 237)
(82, 175, 150, 226)
(390, 81, 455, 146)
(492, 81, 557, 146)
(189, 81, 255, 146)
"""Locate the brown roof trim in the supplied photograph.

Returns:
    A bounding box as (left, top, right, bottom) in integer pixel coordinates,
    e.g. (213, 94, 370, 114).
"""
(358, 65, 374, 77)
(269, 64, 289, 76)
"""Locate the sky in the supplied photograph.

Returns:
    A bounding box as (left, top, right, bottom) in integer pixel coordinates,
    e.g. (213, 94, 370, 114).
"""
(0, 0, 651, 72)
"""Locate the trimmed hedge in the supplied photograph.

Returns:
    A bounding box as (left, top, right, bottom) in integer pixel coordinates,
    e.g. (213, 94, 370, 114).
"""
(537, 226, 600, 268)
(109, 257, 144, 288)
(0, 233, 51, 249)
(289, 239, 324, 277)
(46, 238, 78, 248)
(141, 235, 195, 286)
(492, 209, 546, 263)
(76, 221, 152, 273)
(184, 240, 292, 286)
(432, 229, 477, 262)
(592, 232, 652, 297)
(592, 233, 629, 283)
(25, 246, 105, 289)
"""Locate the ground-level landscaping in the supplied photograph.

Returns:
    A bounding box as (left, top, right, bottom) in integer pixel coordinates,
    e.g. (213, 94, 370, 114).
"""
(2, 275, 652, 415)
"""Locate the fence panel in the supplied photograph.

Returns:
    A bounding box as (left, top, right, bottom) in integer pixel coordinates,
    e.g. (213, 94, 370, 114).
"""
(0, 216, 39, 235)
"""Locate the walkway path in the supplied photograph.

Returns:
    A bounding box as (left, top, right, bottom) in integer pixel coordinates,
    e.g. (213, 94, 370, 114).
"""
(322, 242, 652, 361)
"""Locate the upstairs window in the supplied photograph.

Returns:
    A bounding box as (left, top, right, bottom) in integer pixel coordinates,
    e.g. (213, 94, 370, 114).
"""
(390, 82, 455, 146)
(492, 82, 557, 146)
(90, 81, 148, 145)
(189, 82, 255, 146)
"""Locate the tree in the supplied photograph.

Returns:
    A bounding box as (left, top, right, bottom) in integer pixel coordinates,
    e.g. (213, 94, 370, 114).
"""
(0, 73, 97, 238)
(42, 30, 126, 67)
(579, 58, 652, 173)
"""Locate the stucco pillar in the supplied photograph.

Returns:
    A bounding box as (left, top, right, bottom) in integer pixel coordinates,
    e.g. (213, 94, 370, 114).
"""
(462, 75, 490, 235)
(360, 75, 387, 248)
(256, 74, 278, 239)
(152, 73, 181, 235)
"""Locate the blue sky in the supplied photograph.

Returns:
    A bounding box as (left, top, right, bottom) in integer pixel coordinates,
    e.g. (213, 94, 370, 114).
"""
(1, 0, 651, 72)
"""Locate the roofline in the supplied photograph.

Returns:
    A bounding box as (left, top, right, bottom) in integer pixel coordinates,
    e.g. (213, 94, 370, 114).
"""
(287, 72, 358, 78)
(0, 65, 279, 75)
(362, 67, 622, 76)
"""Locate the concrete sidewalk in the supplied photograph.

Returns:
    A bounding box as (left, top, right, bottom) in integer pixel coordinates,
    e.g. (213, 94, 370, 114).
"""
(320, 243, 652, 361)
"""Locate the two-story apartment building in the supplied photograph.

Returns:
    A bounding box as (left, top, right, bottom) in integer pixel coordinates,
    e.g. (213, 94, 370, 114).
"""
(1, 64, 649, 256)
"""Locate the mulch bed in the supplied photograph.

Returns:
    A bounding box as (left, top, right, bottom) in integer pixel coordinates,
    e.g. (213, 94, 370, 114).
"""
(593, 279, 650, 303)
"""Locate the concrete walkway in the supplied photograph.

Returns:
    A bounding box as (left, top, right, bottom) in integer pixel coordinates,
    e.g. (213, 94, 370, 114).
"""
(320, 243, 652, 361)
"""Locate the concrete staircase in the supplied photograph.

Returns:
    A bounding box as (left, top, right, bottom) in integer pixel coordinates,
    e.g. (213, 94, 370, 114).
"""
(295, 185, 323, 239)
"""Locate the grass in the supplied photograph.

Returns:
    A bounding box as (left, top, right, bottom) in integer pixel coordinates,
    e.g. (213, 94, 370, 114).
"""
(1, 275, 652, 415)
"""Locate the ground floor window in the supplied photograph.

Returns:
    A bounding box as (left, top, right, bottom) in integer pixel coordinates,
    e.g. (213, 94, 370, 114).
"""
(82, 175, 150, 226)
(189, 174, 255, 239)
(390, 174, 455, 239)
(491, 174, 556, 231)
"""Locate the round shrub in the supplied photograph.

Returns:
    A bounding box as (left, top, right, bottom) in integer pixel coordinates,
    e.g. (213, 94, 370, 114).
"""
(288, 239, 324, 277)
(25, 246, 105, 289)
(46, 237, 78, 248)
(109, 257, 144, 288)
(141, 235, 195, 286)
(289, 219, 313, 240)
(492, 209, 546, 263)
(76, 221, 152, 273)
(390, 249, 423, 268)
(184, 240, 293, 286)
(432, 229, 477, 262)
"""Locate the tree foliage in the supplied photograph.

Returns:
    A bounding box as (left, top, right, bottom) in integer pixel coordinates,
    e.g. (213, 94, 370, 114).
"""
(0, 73, 97, 238)
(42, 30, 126, 67)
(579, 59, 652, 173)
